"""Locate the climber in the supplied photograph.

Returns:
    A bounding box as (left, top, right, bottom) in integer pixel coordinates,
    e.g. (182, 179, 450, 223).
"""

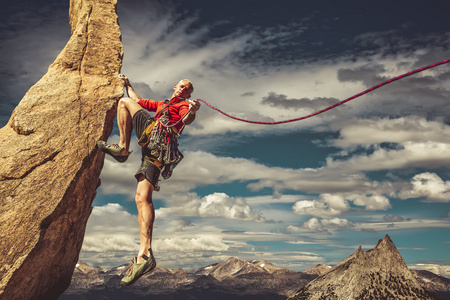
(97, 74, 200, 286)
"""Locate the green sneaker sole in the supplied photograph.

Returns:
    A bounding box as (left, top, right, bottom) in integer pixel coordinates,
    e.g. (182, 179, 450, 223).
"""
(97, 141, 130, 163)
(120, 255, 157, 287)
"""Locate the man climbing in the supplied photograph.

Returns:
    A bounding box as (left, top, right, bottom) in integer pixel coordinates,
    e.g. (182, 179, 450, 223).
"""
(97, 74, 200, 286)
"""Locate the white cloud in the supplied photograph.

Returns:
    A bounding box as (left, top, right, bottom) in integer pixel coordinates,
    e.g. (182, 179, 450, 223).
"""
(292, 193, 390, 217)
(332, 117, 450, 149)
(348, 194, 391, 211)
(157, 192, 268, 222)
(399, 172, 450, 202)
(326, 141, 450, 172)
(292, 199, 343, 217)
(80, 203, 141, 267)
(408, 263, 450, 278)
(199, 193, 267, 221)
(356, 219, 450, 232)
(286, 217, 354, 233)
(155, 236, 229, 252)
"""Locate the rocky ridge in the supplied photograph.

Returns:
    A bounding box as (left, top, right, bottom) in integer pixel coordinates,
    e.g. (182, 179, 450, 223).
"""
(411, 270, 450, 300)
(0, 0, 123, 299)
(287, 235, 441, 300)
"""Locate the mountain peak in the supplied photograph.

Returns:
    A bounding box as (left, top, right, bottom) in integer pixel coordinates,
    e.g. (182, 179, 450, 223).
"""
(288, 235, 439, 300)
(196, 257, 292, 280)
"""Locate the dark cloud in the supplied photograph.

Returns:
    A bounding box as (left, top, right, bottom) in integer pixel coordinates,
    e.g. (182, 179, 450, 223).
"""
(337, 63, 386, 86)
(261, 92, 339, 111)
(383, 215, 405, 222)
(241, 92, 255, 97)
(0, 1, 69, 126)
(361, 228, 377, 233)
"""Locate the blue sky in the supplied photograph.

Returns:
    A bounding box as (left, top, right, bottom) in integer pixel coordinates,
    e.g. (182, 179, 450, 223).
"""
(1, 0, 449, 276)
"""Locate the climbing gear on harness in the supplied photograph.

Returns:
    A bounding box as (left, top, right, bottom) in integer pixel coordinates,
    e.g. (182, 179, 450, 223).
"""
(138, 98, 186, 179)
(96, 141, 131, 163)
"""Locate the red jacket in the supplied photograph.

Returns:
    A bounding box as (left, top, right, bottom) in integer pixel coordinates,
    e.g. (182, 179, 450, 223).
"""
(138, 97, 189, 132)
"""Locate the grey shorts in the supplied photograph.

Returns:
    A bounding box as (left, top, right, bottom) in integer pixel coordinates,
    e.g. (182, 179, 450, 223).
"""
(132, 109, 154, 142)
(132, 109, 161, 189)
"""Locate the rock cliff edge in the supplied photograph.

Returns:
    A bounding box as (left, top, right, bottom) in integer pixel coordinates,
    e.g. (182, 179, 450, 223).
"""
(0, 0, 123, 299)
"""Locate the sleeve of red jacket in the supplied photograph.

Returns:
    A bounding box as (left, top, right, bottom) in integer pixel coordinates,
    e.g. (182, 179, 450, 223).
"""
(138, 99, 158, 112)
(179, 101, 190, 121)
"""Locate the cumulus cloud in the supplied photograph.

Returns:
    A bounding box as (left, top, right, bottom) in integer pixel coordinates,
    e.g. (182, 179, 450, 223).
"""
(326, 141, 450, 172)
(80, 203, 141, 267)
(292, 193, 389, 217)
(286, 217, 354, 233)
(199, 193, 266, 221)
(292, 199, 343, 217)
(157, 192, 269, 223)
(155, 236, 229, 252)
(399, 172, 450, 202)
(81, 202, 233, 268)
(348, 194, 391, 211)
(331, 117, 450, 149)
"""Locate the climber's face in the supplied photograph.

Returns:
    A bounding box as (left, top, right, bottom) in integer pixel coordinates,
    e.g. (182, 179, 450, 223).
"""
(173, 80, 193, 99)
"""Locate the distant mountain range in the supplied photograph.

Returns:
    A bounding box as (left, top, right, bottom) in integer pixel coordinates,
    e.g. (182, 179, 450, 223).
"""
(60, 235, 450, 300)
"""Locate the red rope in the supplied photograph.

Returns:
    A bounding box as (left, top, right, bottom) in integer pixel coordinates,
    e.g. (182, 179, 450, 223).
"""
(198, 58, 450, 125)
(160, 58, 450, 127)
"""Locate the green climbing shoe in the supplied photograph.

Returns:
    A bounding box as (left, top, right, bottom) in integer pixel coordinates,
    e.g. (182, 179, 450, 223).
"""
(96, 141, 130, 163)
(120, 249, 157, 287)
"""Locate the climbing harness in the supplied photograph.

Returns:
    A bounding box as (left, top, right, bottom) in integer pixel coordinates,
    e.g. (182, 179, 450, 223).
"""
(162, 58, 450, 126)
(138, 98, 186, 179)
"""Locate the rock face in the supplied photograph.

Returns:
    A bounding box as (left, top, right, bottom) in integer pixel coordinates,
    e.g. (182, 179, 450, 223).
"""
(303, 264, 333, 277)
(0, 0, 123, 299)
(412, 269, 450, 300)
(288, 235, 440, 300)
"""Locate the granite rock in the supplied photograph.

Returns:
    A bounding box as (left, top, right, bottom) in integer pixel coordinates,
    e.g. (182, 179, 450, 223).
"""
(287, 235, 440, 300)
(0, 0, 123, 299)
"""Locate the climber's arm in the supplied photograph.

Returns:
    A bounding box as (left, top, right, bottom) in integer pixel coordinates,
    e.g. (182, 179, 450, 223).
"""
(119, 74, 141, 102)
(182, 99, 200, 125)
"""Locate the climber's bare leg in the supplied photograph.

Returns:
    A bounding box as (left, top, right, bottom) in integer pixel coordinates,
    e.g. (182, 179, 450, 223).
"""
(117, 97, 144, 154)
(135, 174, 155, 264)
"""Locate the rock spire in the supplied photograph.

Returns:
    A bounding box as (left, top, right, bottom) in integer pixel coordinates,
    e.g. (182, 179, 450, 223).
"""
(0, 0, 123, 299)
(288, 235, 439, 300)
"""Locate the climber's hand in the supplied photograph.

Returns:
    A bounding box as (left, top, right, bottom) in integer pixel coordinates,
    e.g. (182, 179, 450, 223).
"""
(188, 99, 201, 113)
(118, 74, 131, 86)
